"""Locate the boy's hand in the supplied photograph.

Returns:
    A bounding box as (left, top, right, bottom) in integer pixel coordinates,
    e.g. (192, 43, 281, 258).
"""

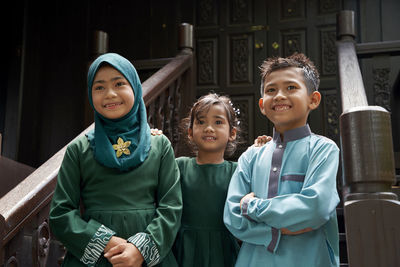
(104, 242, 144, 267)
(104, 236, 127, 254)
(150, 128, 163, 136)
(281, 227, 313, 235)
(240, 192, 255, 209)
(254, 135, 272, 147)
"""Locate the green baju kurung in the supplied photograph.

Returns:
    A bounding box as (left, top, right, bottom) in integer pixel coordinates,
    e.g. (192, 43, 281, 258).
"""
(173, 157, 239, 267)
(49, 134, 182, 267)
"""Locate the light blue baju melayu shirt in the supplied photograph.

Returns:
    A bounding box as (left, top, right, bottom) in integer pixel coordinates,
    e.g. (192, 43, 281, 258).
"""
(223, 125, 340, 267)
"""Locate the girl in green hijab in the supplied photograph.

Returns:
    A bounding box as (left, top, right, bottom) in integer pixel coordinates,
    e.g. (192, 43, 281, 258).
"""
(49, 53, 182, 267)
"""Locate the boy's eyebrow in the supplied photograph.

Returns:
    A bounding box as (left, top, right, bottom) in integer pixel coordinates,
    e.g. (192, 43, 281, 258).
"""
(93, 76, 125, 85)
(265, 80, 300, 87)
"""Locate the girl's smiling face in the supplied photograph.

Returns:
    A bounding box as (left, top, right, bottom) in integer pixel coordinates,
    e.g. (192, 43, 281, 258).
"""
(188, 104, 236, 156)
(91, 65, 135, 119)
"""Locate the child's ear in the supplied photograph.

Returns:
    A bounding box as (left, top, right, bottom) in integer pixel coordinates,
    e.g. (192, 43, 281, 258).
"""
(187, 128, 193, 140)
(308, 91, 321, 110)
(258, 98, 266, 115)
(229, 127, 237, 142)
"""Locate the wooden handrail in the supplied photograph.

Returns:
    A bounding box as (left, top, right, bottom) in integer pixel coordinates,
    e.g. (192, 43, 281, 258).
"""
(0, 125, 90, 245)
(0, 23, 194, 266)
(356, 40, 400, 58)
(142, 50, 193, 105)
(336, 10, 368, 112)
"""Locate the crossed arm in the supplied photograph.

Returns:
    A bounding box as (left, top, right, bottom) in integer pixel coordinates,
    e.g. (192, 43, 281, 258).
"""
(224, 142, 340, 252)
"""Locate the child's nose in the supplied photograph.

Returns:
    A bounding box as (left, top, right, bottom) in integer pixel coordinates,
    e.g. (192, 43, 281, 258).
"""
(105, 88, 117, 98)
(204, 124, 214, 132)
(274, 89, 287, 100)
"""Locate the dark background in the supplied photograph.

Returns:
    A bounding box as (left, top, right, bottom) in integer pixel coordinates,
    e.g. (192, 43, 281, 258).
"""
(1, 0, 399, 171)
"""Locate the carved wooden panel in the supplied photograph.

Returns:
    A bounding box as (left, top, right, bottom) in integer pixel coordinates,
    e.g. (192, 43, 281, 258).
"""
(229, 0, 252, 25)
(373, 68, 391, 111)
(320, 27, 337, 76)
(197, 0, 218, 26)
(229, 34, 252, 84)
(322, 89, 340, 143)
(197, 38, 218, 85)
(318, 0, 341, 14)
(281, 30, 306, 57)
(281, 0, 305, 20)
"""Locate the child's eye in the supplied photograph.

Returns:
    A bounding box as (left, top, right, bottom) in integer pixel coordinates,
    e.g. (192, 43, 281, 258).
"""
(116, 81, 125, 87)
(266, 88, 275, 93)
(197, 120, 204, 125)
(287, 85, 297, 90)
(94, 86, 104, 91)
(215, 120, 223, 125)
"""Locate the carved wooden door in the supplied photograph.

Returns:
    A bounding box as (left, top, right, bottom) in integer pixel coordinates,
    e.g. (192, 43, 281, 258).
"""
(195, 0, 342, 159)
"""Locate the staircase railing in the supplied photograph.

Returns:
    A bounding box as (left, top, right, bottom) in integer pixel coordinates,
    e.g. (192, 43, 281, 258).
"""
(336, 11, 400, 267)
(0, 23, 195, 267)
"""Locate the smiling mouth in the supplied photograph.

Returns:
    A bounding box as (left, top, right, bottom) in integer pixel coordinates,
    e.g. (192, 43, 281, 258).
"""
(104, 103, 122, 109)
(273, 105, 290, 111)
(203, 136, 216, 141)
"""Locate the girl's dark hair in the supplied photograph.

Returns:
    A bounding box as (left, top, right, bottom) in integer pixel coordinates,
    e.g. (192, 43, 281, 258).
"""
(259, 52, 320, 96)
(181, 93, 240, 157)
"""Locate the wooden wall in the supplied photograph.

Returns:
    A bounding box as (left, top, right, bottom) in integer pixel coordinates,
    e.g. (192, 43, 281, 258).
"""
(1, 0, 399, 170)
(1, 0, 182, 167)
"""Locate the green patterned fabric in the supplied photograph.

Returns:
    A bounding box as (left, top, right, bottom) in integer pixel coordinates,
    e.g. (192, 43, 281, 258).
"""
(80, 225, 115, 266)
(172, 157, 239, 267)
(49, 134, 182, 266)
(128, 232, 160, 266)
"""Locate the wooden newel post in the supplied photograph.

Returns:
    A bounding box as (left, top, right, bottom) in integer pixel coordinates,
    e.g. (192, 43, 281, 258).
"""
(337, 10, 355, 41)
(179, 23, 193, 52)
(340, 106, 396, 195)
(336, 10, 400, 267)
(91, 30, 109, 60)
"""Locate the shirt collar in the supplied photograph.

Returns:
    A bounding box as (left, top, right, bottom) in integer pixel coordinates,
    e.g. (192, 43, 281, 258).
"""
(273, 124, 312, 143)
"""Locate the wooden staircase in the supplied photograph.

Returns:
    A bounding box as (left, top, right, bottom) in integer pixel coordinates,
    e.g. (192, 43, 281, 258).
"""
(1, 10, 400, 267)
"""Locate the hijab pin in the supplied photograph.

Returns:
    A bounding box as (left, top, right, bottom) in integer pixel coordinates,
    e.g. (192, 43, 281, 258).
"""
(112, 137, 131, 158)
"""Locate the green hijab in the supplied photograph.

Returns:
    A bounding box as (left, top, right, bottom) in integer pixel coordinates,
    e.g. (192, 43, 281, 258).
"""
(86, 53, 151, 171)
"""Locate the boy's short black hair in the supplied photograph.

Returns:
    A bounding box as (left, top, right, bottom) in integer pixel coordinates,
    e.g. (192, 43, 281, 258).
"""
(259, 53, 320, 96)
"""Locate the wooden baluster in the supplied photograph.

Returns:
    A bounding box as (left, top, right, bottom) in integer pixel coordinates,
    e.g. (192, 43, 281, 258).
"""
(164, 84, 175, 142)
(173, 77, 182, 152)
(32, 221, 50, 267)
(5, 256, 18, 267)
(147, 103, 155, 128)
(157, 93, 166, 131)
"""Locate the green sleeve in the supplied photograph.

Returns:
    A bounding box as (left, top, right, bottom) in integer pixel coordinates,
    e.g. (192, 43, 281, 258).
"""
(128, 135, 182, 266)
(49, 141, 115, 266)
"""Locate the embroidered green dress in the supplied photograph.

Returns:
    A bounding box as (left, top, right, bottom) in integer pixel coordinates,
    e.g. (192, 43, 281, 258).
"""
(173, 157, 239, 267)
(49, 134, 182, 267)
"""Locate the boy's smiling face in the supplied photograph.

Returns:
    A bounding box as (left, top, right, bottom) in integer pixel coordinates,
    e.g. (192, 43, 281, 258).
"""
(259, 66, 321, 134)
(91, 65, 135, 119)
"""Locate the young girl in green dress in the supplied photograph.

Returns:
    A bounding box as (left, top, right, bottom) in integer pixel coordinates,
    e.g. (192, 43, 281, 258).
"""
(49, 53, 182, 267)
(173, 93, 240, 267)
